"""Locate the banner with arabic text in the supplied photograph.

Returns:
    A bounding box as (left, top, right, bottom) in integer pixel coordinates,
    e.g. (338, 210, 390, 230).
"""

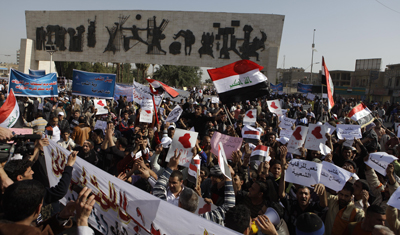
(133, 81, 162, 109)
(43, 140, 238, 235)
(8, 69, 58, 97)
(72, 70, 115, 99)
(297, 83, 313, 93)
(270, 83, 283, 92)
(29, 69, 46, 76)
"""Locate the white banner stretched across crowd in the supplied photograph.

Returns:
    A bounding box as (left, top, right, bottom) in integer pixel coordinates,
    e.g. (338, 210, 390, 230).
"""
(43, 140, 239, 235)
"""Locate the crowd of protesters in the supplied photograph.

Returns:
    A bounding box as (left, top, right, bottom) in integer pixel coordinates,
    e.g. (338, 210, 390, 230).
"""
(0, 77, 400, 235)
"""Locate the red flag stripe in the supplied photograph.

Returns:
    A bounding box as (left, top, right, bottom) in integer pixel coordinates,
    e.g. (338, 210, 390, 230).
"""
(254, 145, 269, 151)
(146, 78, 179, 98)
(0, 90, 16, 123)
(189, 163, 198, 172)
(207, 60, 263, 81)
(244, 130, 260, 135)
(347, 103, 367, 118)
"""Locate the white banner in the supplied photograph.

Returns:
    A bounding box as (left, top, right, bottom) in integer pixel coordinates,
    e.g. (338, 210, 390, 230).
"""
(243, 109, 257, 126)
(211, 97, 219, 104)
(94, 99, 108, 115)
(324, 122, 336, 135)
(43, 140, 237, 235)
(304, 124, 327, 151)
(320, 161, 353, 192)
(336, 124, 362, 140)
(133, 81, 162, 109)
(139, 109, 153, 123)
(94, 120, 107, 133)
(165, 128, 198, 167)
(287, 126, 308, 154)
(279, 116, 296, 130)
(267, 99, 283, 117)
(165, 105, 183, 123)
(279, 129, 294, 139)
(306, 93, 315, 101)
(285, 159, 322, 187)
(388, 187, 400, 210)
(365, 152, 397, 176)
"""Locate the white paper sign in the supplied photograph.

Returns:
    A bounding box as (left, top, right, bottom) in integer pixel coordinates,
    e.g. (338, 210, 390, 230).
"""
(94, 120, 107, 133)
(306, 93, 315, 101)
(139, 109, 153, 123)
(287, 126, 309, 154)
(365, 152, 397, 176)
(323, 93, 328, 98)
(336, 124, 362, 140)
(324, 122, 336, 135)
(165, 105, 183, 123)
(304, 124, 327, 151)
(343, 139, 354, 147)
(279, 116, 296, 130)
(303, 105, 312, 111)
(243, 109, 257, 126)
(194, 199, 218, 215)
(267, 99, 283, 117)
(280, 129, 294, 139)
(165, 128, 198, 167)
(94, 99, 108, 115)
(211, 97, 219, 104)
(320, 161, 353, 192)
(285, 159, 322, 187)
(319, 143, 331, 156)
(388, 187, 400, 210)
(133, 81, 162, 109)
(395, 123, 400, 132)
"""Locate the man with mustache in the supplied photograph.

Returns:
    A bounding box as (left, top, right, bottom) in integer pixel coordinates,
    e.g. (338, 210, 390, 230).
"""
(325, 182, 365, 235)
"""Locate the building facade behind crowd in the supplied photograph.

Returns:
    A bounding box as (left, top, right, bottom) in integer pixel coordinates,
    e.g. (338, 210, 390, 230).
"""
(0, 77, 400, 235)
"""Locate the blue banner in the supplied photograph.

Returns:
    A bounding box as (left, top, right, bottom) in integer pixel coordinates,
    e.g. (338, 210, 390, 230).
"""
(8, 69, 58, 97)
(72, 70, 116, 99)
(29, 69, 46, 76)
(114, 84, 133, 102)
(297, 83, 313, 93)
(270, 83, 283, 92)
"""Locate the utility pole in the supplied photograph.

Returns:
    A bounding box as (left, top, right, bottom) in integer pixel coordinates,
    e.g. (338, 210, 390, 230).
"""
(310, 29, 316, 84)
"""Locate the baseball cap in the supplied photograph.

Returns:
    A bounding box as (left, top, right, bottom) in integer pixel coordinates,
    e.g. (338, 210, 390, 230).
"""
(58, 112, 64, 116)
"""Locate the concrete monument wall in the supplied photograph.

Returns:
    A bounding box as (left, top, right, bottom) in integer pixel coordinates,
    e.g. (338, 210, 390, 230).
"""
(22, 10, 284, 83)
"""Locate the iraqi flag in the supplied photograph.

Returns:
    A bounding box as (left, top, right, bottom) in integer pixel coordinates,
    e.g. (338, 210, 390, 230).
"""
(217, 142, 231, 180)
(322, 57, 335, 110)
(187, 155, 201, 184)
(347, 102, 375, 128)
(250, 145, 271, 163)
(0, 89, 20, 128)
(242, 125, 261, 145)
(146, 77, 179, 98)
(207, 60, 269, 104)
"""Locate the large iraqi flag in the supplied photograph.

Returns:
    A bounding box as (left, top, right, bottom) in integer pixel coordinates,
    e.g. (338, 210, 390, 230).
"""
(347, 102, 375, 128)
(0, 89, 20, 128)
(322, 57, 335, 110)
(207, 60, 269, 104)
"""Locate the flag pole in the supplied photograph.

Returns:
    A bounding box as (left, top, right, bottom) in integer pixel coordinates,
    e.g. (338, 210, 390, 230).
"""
(222, 104, 235, 128)
(152, 94, 159, 125)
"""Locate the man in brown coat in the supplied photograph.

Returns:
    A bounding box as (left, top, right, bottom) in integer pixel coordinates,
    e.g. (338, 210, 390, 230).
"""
(71, 116, 91, 146)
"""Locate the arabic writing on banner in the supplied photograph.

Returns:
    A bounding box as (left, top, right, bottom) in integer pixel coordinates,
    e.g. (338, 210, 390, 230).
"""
(9, 69, 58, 97)
(42, 140, 237, 235)
(279, 129, 294, 139)
(297, 83, 313, 93)
(285, 159, 322, 187)
(139, 109, 153, 123)
(320, 161, 353, 192)
(165, 105, 183, 123)
(133, 81, 162, 109)
(211, 131, 243, 160)
(29, 69, 46, 76)
(336, 124, 362, 140)
(279, 116, 296, 130)
(164, 88, 190, 102)
(270, 83, 283, 92)
(365, 152, 397, 176)
(114, 84, 133, 102)
(72, 70, 115, 99)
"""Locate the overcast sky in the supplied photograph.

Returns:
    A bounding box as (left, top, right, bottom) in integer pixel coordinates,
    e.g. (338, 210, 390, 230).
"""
(1, 0, 399, 73)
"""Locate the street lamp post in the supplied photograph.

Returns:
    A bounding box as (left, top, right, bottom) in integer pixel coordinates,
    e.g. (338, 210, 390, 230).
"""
(310, 29, 316, 83)
(45, 45, 57, 73)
